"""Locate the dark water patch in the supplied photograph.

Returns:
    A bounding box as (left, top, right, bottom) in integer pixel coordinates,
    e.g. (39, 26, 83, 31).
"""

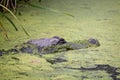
(46, 57, 67, 64)
(65, 64, 120, 80)
(11, 56, 20, 61)
(18, 72, 29, 76)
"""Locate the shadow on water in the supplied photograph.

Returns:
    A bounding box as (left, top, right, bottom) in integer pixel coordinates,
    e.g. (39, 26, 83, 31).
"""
(46, 57, 68, 64)
(65, 64, 120, 80)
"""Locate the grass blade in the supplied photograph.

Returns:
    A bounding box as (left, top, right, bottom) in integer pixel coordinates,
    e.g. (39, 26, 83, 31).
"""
(0, 21, 9, 40)
(0, 4, 29, 36)
(21, 26, 29, 36)
(3, 14, 18, 31)
(0, 4, 17, 19)
(27, 3, 74, 17)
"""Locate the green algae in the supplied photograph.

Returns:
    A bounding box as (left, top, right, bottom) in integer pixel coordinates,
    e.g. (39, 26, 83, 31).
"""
(0, 0, 120, 80)
(0, 53, 53, 80)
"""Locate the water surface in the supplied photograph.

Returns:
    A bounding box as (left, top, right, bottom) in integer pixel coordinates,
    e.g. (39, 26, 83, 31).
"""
(0, 0, 120, 80)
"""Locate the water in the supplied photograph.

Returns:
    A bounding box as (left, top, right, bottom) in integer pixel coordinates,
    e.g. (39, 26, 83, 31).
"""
(0, 0, 120, 80)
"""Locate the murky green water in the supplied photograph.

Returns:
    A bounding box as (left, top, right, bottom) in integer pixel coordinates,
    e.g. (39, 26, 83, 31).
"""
(0, 0, 120, 80)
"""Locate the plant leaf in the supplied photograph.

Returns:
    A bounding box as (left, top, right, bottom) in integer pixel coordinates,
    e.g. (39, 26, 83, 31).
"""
(27, 3, 74, 17)
(0, 4, 29, 36)
(0, 21, 9, 40)
(3, 14, 18, 31)
(21, 26, 29, 36)
(0, 4, 17, 19)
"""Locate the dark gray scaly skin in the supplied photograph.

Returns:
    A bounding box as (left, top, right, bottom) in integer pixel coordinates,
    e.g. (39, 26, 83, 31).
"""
(0, 36, 100, 56)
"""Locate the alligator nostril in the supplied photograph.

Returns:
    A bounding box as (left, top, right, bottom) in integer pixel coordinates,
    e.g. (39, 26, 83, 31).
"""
(88, 38, 97, 44)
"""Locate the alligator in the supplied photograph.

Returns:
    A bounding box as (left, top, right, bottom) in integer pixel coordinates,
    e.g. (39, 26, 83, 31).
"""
(0, 36, 100, 56)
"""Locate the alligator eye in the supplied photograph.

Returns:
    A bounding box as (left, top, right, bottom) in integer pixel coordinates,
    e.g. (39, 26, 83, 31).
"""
(52, 36, 60, 39)
(59, 38, 67, 43)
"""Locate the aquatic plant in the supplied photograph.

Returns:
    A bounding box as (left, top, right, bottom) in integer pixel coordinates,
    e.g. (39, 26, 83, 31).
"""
(0, 0, 30, 12)
(27, 2, 74, 17)
(0, 0, 16, 12)
(0, 4, 18, 39)
(0, 2, 29, 39)
(0, 0, 73, 39)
